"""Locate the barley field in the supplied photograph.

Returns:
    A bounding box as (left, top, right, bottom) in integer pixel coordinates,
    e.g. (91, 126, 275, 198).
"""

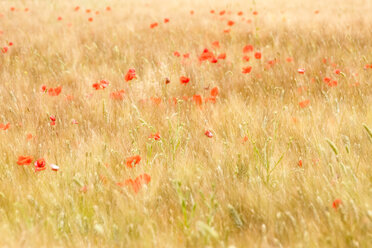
(0, 0, 371, 247)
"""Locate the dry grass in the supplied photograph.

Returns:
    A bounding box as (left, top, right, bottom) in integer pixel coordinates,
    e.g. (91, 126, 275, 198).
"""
(0, 0, 372, 247)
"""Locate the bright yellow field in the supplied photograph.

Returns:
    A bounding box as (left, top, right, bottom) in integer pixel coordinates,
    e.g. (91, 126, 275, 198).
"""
(0, 0, 371, 247)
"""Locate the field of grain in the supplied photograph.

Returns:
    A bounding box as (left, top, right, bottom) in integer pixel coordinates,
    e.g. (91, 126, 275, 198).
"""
(0, 0, 371, 247)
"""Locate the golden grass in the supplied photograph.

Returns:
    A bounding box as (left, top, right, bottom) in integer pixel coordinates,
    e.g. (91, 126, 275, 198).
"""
(0, 0, 371, 247)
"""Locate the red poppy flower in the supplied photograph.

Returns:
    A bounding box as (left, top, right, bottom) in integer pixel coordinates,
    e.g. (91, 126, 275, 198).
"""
(165, 78, 170, 84)
(57, 16, 62, 21)
(183, 53, 190, 58)
(124, 173, 151, 193)
(238, 11, 243, 16)
(140, 173, 151, 184)
(243, 45, 254, 53)
(298, 160, 303, 167)
(0, 123, 10, 131)
(193, 95, 202, 106)
(48, 86, 62, 96)
(50, 115, 56, 126)
(227, 20, 235, 26)
(164, 18, 169, 23)
(106, 6, 111, 11)
(93, 80, 109, 90)
(173, 51, 180, 57)
(17, 156, 34, 165)
(219, 10, 226, 15)
(327, 80, 338, 87)
(92, 83, 100, 90)
(124, 68, 136, 82)
(299, 99, 310, 108)
(34, 158, 46, 172)
(149, 132, 161, 141)
(132, 174, 151, 191)
(242, 66, 252, 74)
(8, 42, 13, 46)
(210, 58, 218, 63)
(205, 130, 213, 138)
(253, 11, 258, 15)
(254, 52, 262, 59)
(126, 155, 141, 168)
(2, 47, 8, 53)
(199, 49, 215, 62)
(332, 199, 342, 210)
(150, 22, 158, 29)
(74, 6, 80, 11)
(123, 179, 140, 192)
(334, 69, 341, 74)
(210, 87, 219, 97)
(323, 77, 331, 83)
(180, 76, 190, 85)
(88, 17, 93, 22)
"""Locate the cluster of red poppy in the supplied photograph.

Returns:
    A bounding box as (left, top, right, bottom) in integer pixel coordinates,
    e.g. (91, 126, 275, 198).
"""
(56, 5, 112, 23)
(1, 41, 13, 54)
(16, 156, 59, 172)
(9, 7, 29, 12)
(198, 48, 225, 63)
(150, 17, 170, 29)
(92, 80, 110, 90)
(207, 9, 257, 29)
(149, 132, 161, 141)
(41, 85, 63, 96)
(240, 45, 262, 73)
(118, 173, 151, 193)
(323, 77, 338, 87)
(136, 86, 219, 107)
(117, 155, 151, 193)
(4, 5, 363, 211)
